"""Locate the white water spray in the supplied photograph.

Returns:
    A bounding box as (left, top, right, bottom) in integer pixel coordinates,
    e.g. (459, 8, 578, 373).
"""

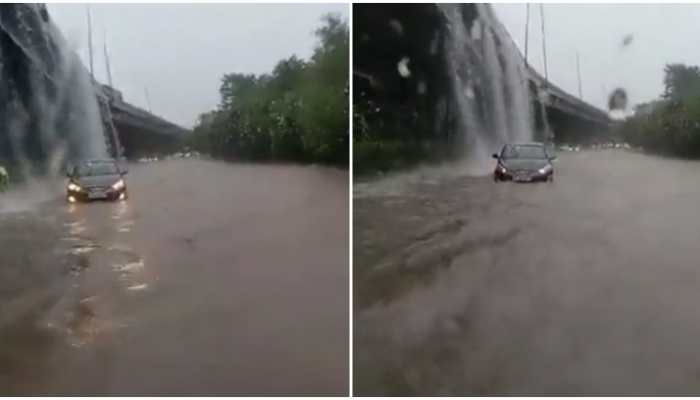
(439, 4, 534, 175)
(43, 14, 108, 166)
(0, 5, 107, 213)
(1, 5, 106, 176)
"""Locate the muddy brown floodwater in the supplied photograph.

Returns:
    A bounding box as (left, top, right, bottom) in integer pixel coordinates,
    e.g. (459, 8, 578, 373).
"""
(0, 158, 348, 395)
(354, 149, 700, 395)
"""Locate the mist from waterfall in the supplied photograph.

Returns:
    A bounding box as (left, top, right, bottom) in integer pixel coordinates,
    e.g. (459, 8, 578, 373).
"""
(439, 3, 534, 175)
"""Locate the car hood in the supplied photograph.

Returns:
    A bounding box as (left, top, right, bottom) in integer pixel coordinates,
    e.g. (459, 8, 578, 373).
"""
(501, 159, 550, 171)
(74, 174, 121, 188)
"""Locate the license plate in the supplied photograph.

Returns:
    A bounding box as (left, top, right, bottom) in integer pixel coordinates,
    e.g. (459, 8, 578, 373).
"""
(88, 191, 106, 199)
(514, 175, 531, 182)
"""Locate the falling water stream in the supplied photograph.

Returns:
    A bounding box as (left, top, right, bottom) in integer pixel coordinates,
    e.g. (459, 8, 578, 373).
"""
(439, 3, 534, 174)
(0, 4, 107, 181)
(0, 5, 107, 213)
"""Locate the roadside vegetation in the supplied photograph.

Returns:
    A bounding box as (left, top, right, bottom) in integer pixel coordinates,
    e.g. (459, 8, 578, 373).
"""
(353, 100, 455, 175)
(187, 14, 348, 166)
(352, 4, 457, 176)
(620, 64, 700, 157)
(0, 165, 8, 191)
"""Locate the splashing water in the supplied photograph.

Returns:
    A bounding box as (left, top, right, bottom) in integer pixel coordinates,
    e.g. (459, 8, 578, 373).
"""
(0, 177, 63, 213)
(439, 4, 534, 175)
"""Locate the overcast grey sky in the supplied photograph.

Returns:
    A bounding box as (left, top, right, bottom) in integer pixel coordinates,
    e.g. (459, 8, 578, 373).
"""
(493, 4, 700, 112)
(47, 3, 348, 128)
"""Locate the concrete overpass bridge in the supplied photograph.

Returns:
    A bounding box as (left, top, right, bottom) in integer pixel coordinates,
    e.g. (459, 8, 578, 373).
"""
(526, 64, 613, 144)
(98, 84, 189, 159)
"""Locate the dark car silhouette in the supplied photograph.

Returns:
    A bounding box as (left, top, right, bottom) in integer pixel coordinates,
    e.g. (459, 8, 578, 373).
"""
(493, 143, 556, 183)
(66, 159, 128, 202)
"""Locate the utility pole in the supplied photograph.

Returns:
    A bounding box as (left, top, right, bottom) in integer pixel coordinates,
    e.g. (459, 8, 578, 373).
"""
(524, 4, 530, 66)
(540, 4, 548, 85)
(576, 51, 582, 99)
(144, 87, 153, 113)
(86, 5, 94, 79)
(103, 29, 113, 87)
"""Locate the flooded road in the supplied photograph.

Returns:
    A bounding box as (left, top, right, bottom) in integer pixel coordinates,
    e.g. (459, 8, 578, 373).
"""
(0, 158, 348, 395)
(354, 149, 700, 395)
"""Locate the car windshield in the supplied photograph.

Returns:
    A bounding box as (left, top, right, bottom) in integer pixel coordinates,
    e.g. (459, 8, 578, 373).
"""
(76, 163, 119, 176)
(502, 145, 547, 160)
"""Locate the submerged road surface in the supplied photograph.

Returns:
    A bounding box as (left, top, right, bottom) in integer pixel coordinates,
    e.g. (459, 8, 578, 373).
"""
(0, 158, 348, 395)
(354, 149, 700, 395)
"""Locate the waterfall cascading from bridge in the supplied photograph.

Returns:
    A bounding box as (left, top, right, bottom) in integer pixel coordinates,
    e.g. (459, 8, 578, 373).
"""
(439, 4, 534, 174)
(0, 4, 107, 179)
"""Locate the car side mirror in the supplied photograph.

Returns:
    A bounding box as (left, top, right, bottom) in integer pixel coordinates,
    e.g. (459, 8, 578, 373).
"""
(549, 156, 557, 162)
(492, 153, 499, 159)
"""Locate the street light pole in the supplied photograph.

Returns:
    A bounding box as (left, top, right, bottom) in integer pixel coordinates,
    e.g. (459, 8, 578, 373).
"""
(86, 5, 94, 79)
(540, 4, 548, 85)
(576, 51, 583, 99)
(524, 4, 530, 66)
(144, 87, 153, 113)
(104, 29, 114, 87)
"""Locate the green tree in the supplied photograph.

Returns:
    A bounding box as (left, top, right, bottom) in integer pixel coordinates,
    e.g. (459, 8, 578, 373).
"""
(189, 14, 348, 166)
(620, 63, 700, 157)
(219, 73, 259, 110)
(663, 64, 700, 102)
(298, 14, 349, 163)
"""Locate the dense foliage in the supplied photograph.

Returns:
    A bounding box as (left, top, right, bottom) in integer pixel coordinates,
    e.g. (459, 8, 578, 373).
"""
(188, 14, 348, 166)
(353, 4, 456, 175)
(620, 64, 700, 157)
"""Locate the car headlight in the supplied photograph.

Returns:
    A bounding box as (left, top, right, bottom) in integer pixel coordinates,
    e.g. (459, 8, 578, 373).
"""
(538, 165, 552, 174)
(67, 182, 82, 192)
(498, 165, 507, 173)
(112, 179, 125, 191)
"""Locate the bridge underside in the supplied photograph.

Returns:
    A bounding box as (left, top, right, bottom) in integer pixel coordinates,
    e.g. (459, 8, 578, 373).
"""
(114, 120, 183, 159)
(103, 86, 190, 160)
(545, 106, 612, 144)
(524, 75, 613, 144)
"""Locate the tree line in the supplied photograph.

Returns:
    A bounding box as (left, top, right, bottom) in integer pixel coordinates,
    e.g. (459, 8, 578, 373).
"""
(188, 14, 348, 166)
(620, 64, 700, 157)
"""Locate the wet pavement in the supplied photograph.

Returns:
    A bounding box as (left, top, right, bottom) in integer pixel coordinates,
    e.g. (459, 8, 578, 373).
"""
(0, 158, 348, 395)
(354, 149, 700, 395)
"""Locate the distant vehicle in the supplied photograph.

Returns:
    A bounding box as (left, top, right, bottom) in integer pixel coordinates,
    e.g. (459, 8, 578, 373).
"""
(66, 159, 128, 203)
(493, 143, 556, 183)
